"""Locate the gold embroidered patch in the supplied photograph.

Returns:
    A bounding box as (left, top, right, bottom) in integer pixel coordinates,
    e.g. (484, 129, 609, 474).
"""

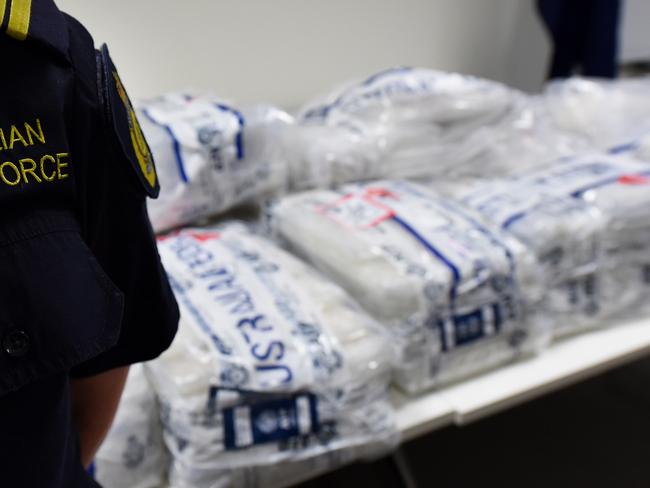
(112, 71, 157, 189)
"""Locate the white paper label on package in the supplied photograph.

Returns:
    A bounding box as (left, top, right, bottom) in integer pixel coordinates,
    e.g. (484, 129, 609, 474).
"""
(309, 181, 525, 352)
(144, 101, 245, 183)
(140, 96, 291, 232)
(158, 229, 345, 392)
(463, 154, 650, 230)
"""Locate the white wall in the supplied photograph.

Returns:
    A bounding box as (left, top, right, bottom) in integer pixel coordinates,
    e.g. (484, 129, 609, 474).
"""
(504, 0, 550, 92)
(56, 0, 550, 108)
(621, 0, 650, 62)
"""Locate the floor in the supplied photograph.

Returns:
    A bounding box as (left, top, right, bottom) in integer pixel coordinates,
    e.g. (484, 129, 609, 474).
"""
(298, 354, 650, 488)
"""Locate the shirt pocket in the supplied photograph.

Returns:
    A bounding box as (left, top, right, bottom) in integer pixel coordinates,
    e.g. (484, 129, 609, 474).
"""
(0, 213, 124, 397)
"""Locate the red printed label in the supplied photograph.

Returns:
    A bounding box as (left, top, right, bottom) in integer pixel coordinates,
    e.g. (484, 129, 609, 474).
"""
(618, 174, 650, 185)
(318, 188, 397, 229)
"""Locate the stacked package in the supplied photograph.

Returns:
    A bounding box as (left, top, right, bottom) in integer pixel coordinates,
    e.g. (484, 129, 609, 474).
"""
(429, 95, 590, 199)
(272, 180, 548, 393)
(543, 77, 650, 151)
(140, 94, 292, 232)
(95, 365, 168, 488)
(148, 224, 397, 488)
(283, 67, 529, 189)
(628, 132, 650, 163)
(462, 98, 587, 168)
(460, 153, 650, 338)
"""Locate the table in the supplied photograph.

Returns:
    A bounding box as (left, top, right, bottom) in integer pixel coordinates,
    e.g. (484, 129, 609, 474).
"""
(395, 316, 650, 441)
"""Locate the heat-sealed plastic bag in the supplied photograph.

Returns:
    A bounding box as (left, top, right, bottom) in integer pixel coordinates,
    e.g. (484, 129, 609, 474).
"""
(94, 364, 168, 488)
(544, 77, 650, 150)
(271, 180, 548, 394)
(148, 224, 397, 488)
(442, 96, 590, 179)
(461, 153, 650, 337)
(282, 68, 525, 189)
(140, 94, 292, 232)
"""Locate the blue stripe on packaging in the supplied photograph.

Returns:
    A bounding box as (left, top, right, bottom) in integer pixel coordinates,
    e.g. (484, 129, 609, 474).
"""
(391, 214, 461, 304)
(497, 167, 650, 225)
(391, 199, 518, 351)
(142, 108, 189, 183)
(570, 170, 650, 198)
(214, 103, 246, 160)
(391, 210, 512, 351)
(302, 67, 413, 120)
(502, 211, 527, 230)
(437, 199, 517, 276)
(436, 318, 449, 352)
(492, 302, 503, 332)
(608, 141, 638, 154)
(361, 66, 413, 86)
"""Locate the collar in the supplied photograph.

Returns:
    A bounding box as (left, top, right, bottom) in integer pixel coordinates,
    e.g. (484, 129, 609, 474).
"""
(1, 0, 69, 60)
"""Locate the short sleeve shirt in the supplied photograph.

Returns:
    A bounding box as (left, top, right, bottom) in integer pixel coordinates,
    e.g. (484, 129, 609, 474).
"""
(0, 1, 179, 486)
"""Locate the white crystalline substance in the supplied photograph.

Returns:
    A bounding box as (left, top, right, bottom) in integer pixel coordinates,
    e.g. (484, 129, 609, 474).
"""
(272, 180, 547, 393)
(461, 153, 650, 337)
(140, 94, 292, 233)
(283, 67, 529, 189)
(95, 364, 168, 488)
(148, 224, 397, 488)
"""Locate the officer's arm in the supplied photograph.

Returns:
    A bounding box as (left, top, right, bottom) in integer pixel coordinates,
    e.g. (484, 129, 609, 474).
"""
(64, 33, 178, 466)
(70, 366, 130, 468)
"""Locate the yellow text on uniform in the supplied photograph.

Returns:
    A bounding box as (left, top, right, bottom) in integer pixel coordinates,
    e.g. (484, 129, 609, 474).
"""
(0, 119, 46, 151)
(0, 152, 70, 187)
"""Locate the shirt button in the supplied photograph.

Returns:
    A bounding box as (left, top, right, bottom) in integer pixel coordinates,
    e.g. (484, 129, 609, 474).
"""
(3, 330, 30, 357)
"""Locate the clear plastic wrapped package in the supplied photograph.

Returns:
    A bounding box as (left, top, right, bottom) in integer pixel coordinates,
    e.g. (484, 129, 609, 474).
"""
(282, 67, 526, 189)
(148, 224, 397, 488)
(140, 94, 292, 233)
(442, 96, 590, 179)
(543, 77, 650, 150)
(95, 364, 168, 488)
(460, 153, 650, 338)
(271, 180, 548, 394)
(575, 161, 650, 321)
(427, 97, 590, 199)
(618, 129, 650, 164)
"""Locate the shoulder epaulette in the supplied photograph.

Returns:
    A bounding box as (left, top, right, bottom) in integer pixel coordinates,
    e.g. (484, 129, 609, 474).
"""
(1, 0, 69, 59)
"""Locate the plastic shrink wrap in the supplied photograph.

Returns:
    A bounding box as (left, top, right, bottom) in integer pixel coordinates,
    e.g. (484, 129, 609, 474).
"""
(622, 131, 649, 160)
(148, 224, 397, 488)
(95, 364, 168, 488)
(282, 67, 537, 189)
(613, 129, 650, 164)
(443, 96, 590, 178)
(460, 153, 650, 338)
(428, 95, 590, 199)
(140, 94, 292, 233)
(271, 180, 548, 394)
(543, 77, 650, 150)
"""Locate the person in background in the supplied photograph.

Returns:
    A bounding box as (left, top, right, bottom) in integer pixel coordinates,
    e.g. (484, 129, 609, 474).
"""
(0, 0, 179, 486)
(537, 0, 622, 79)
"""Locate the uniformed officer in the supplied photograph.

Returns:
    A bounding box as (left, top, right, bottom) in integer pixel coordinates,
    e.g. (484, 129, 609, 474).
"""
(0, 1, 179, 486)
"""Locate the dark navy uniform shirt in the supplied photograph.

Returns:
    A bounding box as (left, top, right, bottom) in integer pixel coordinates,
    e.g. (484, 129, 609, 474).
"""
(0, 1, 179, 486)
